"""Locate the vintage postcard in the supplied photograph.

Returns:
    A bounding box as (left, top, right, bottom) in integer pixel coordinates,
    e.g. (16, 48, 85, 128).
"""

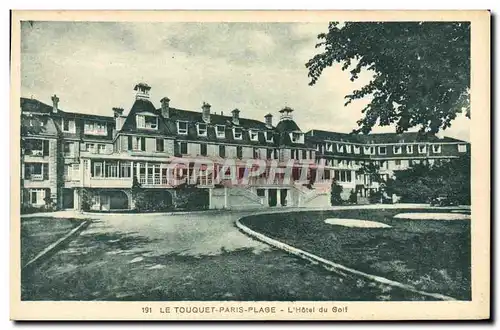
(10, 10, 490, 321)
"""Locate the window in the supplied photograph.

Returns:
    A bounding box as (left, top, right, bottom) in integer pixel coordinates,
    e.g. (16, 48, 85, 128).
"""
(256, 189, 265, 197)
(84, 121, 107, 135)
(93, 162, 103, 177)
(25, 139, 48, 156)
(406, 145, 414, 154)
(132, 137, 145, 151)
(291, 132, 303, 143)
(156, 138, 164, 152)
(120, 162, 131, 178)
(25, 163, 46, 180)
(345, 145, 352, 153)
(106, 161, 119, 178)
(177, 121, 188, 135)
(267, 148, 273, 159)
(302, 150, 307, 159)
(378, 146, 387, 155)
(137, 115, 158, 130)
(235, 146, 242, 159)
(275, 149, 279, 159)
(233, 127, 243, 140)
(180, 142, 188, 155)
(265, 131, 273, 142)
(200, 143, 207, 156)
(29, 189, 46, 205)
(98, 144, 106, 154)
(458, 144, 467, 153)
(63, 142, 74, 157)
(363, 146, 372, 155)
(418, 144, 427, 154)
(85, 143, 96, 153)
(249, 130, 259, 141)
(219, 145, 225, 158)
(334, 170, 352, 183)
(197, 123, 207, 137)
(253, 148, 259, 159)
(432, 144, 442, 153)
(395, 160, 402, 166)
(393, 146, 402, 154)
(326, 143, 333, 152)
(353, 146, 360, 154)
(337, 144, 344, 153)
(216, 125, 225, 138)
(62, 119, 75, 133)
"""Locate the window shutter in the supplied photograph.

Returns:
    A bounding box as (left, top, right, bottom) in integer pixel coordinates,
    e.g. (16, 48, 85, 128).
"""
(25, 164, 31, 178)
(43, 140, 49, 156)
(141, 137, 146, 151)
(43, 164, 49, 180)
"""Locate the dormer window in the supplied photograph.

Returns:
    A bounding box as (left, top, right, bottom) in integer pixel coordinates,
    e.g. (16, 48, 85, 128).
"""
(337, 144, 344, 153)
(378, 146, 387, 155)
(249, 130, 259, 142)
(197, 123, 207, 137)
(177, 121, 188, 135)
(393, 146, 402, 154)
(418, 144, 427, 154)
(84, 121, 107, 135)
(62, 118, 75, 133)
(363, 146, 375, 155)
(353, 146, 360, 154)
(458, 144, 467, 153)
(137, 114, 158, 130)
(406, 145, 414, 154)
(290, 132, 304, 143)
(233, 127, 243, 140)
(265, 131, 274, 143)
(432, 144, 442, 153)
(326, 143, 333, 152)
(345, 144, 352, 153)
(216, 125, 225, 138)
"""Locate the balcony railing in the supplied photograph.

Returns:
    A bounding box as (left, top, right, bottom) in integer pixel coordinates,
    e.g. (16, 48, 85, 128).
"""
(28, 174, 44, 181)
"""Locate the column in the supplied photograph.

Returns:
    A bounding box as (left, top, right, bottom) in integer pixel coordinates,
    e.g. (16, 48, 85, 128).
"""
(276, 189, 281, 207)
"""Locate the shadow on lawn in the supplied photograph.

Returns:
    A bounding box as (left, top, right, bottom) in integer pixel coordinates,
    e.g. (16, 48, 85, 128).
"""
(240, 209, 471, 301)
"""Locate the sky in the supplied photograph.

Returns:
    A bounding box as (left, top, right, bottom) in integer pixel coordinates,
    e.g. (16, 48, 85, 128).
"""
(20, 21, 470, 141)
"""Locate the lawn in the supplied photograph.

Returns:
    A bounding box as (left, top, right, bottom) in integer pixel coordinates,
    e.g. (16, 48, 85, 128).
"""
(240, 208, 471, 300)
(20, 217, 84, 267)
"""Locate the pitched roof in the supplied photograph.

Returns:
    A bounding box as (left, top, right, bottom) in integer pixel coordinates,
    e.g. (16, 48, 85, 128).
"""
(306, 130, 468, 144)
(275, 119, 301, 133)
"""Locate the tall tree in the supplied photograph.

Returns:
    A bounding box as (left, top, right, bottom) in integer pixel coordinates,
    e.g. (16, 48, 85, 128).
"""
(306, 22, 470, 134)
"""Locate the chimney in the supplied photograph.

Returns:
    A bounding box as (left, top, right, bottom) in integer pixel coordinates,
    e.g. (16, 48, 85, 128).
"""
(202, 102, 211, 123)
(231, 108, 240, 125)
(160, 97, 170, 118)
(51, 94, 59, 113)
(264, 113, 273, 128)
(134, 82, 151, 100)
(112, 107, 125, 131)
(112, 107, 124, 118)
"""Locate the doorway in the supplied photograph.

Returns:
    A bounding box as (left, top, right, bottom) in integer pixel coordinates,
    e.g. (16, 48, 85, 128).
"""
(63, 189, 74, 209)
(268, 189, 277, 207)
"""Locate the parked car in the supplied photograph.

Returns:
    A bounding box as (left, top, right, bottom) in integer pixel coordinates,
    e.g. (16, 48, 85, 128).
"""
(429, 195, 459, 207)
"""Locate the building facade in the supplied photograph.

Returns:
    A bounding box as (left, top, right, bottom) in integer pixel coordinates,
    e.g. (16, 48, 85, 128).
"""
(20, 83, 470, 211)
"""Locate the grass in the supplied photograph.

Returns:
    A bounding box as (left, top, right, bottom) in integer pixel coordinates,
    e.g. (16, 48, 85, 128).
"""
(20, 217, 83, 267)
(240, 208, 471, 300)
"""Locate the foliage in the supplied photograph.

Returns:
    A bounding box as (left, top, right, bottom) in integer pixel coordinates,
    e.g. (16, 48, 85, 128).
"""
(386, 154, 470, 204)
(79, 188, 93, 211)
(330, 179, 343, 206)
(306, 22, 470, 134)
(134, 190, 174, 212)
